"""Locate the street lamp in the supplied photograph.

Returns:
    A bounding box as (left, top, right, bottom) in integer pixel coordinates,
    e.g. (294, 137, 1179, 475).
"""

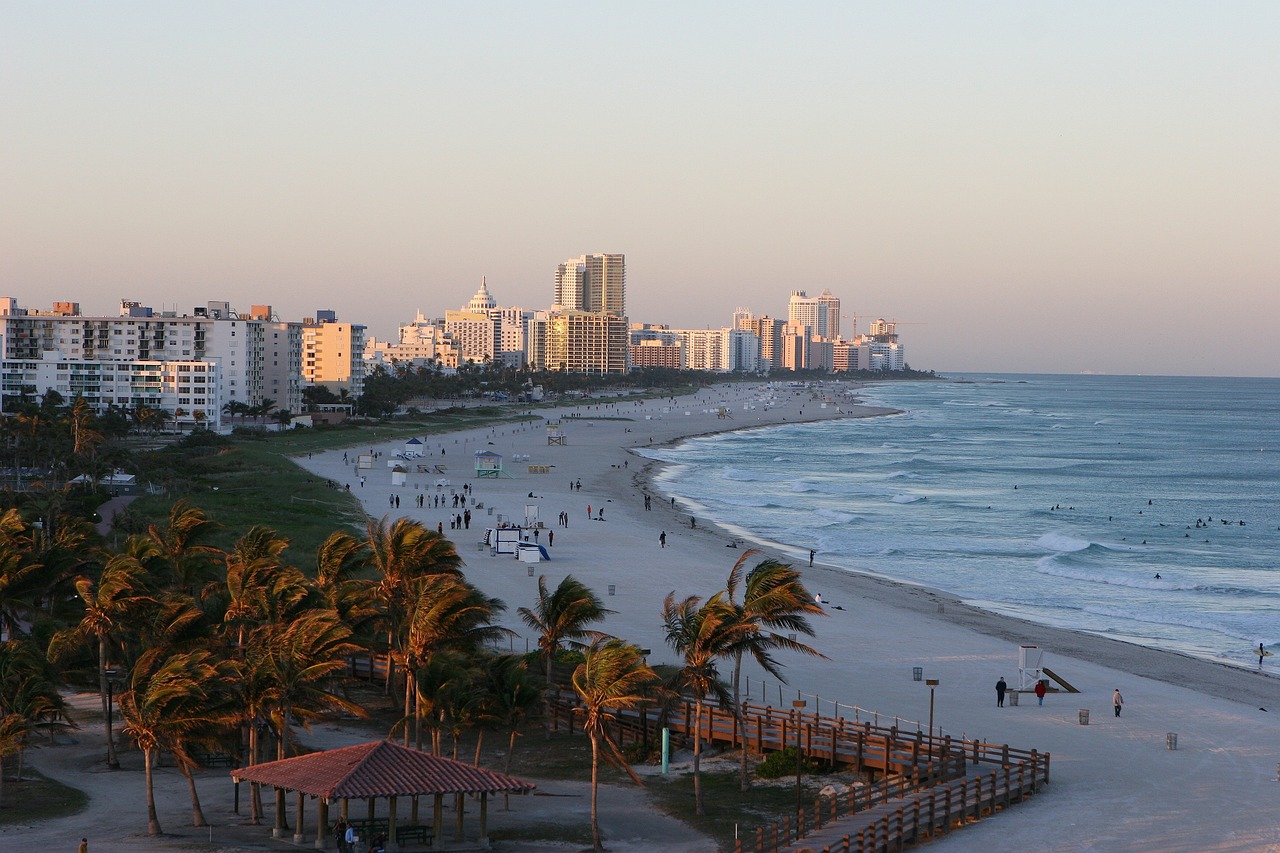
(792, 699, 807, 815)
(925, 679, 939, 739)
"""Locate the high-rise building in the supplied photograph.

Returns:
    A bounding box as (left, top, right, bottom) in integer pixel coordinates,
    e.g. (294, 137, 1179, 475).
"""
(530, 311, 628, 374)
(302, 312, 366, 396)
(554, 253, 625, 315)
(787, 289, 840, 340)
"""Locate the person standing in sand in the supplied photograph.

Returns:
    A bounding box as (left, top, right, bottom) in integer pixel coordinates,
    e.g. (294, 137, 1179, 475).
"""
(79, 840, 88, 853)
(996, 677, 1007, 707)
(659, 531, 667, 548)
(1113, 688, 1124, 717)
(1035, 680, 1047, 706)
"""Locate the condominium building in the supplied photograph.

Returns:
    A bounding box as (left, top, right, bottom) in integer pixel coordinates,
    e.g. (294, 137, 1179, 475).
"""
(553, 253, 625, 315)
(787, 289, 840, 340)
(302, 311, 366, 396)
(0, 298, 312, 428)
(530, 311, 628, 374)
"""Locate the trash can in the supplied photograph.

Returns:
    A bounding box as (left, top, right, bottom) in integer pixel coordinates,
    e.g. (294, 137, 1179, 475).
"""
(1078, 709, 1090, 725)
(1008, 690, 1019, 706)
(1167, 733, 1178, 750)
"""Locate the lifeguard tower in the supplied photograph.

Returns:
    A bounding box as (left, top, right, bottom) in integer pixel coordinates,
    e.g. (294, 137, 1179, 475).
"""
(546, 421, 566, 445)
(474, 450, 511, 479)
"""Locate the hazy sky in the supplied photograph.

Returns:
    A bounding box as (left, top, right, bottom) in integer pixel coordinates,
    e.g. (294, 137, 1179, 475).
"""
(3, 3, 1277, 376)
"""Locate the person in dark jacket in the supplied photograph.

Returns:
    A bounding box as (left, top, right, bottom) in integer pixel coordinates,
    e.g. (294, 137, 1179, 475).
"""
(1035, 680, 1047, 706)
(996, 677, 1007, 707)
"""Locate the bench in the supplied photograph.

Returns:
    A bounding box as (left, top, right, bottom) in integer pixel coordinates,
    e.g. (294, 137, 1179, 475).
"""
(395, 825, 433, 845)
(193, 750, 236, 767)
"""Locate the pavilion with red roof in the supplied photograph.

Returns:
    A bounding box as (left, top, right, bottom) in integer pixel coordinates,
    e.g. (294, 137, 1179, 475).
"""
(231, 739, 535, 851)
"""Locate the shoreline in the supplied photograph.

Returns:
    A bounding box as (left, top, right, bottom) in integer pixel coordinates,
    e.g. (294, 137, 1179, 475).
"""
(291, 381, 1280, 852)
(628, 425, 1280, 707)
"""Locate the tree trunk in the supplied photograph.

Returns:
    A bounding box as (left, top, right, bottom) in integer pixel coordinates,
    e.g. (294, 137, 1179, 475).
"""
(403, 667, 413, 746)
(249, 724, 262, 824)
(503, 729, 518, 810)
(474, 730, 485, 766)
(590, 733, 603, 851)
(279, 701, 291, 760)
(693, 701, 704, 816)
(733, 651, 751, 791)
(145, 748, 162, 835)
(99, 637, 119, 769)
(180, 758, 208, 826)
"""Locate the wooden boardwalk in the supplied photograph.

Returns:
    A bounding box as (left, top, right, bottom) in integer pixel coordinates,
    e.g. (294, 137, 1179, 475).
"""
(548, 692, 1049, 853)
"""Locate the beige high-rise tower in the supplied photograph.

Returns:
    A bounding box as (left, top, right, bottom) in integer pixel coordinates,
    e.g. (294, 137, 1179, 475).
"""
(554, 253, 625, 315)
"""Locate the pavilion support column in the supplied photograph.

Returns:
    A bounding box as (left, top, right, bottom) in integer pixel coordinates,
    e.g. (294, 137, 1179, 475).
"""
(388, 795, 399, 853)
(293, 791, 307, 844)
(367, 797, 376, 823)
(341, 798, 349, 821)
(454, 793, 464, 841)
(316, 798, 330, 850)
(432, 795, 444, 851)
(273, 787, 288, 837)
(480, 792, 489, 848)
(411, 794, 419, 824)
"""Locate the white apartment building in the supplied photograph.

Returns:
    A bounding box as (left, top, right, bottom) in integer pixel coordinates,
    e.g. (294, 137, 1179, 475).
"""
(0, 298, 312, 428)
(554, 253, 626, 315)
(787, 289, 841, 340)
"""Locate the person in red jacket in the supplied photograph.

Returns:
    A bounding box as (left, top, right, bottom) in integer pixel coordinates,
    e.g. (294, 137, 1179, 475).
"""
(1034, 680, 1047, 706)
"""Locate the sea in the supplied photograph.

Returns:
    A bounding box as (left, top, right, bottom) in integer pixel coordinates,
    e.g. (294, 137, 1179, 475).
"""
(642, 374, 1280, 671)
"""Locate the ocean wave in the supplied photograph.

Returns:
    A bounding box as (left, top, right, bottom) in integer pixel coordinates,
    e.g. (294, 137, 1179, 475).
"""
(814, 509, 859, 524)
(890, 494, 925, 504)
(1036, 533, 1148, 553)
(721, 468, 792, 483)
(1080, 604, 1266, 643)
(886, 471, 929, 480)
(712, 495, 778, 509)
(1034, 556, 1198, 590)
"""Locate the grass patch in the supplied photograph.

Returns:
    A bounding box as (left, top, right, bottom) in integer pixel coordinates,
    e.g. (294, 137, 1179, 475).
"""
(0, 765, 89, 824)
(646, 767, 821, 851)
(489, 821, 593, 847)
(124, 410, 538, 558)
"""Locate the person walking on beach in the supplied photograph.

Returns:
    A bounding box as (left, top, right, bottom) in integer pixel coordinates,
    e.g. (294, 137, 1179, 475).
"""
(548, 530, 554, 547)
(809, 549, 815, 567)
(659, 531, 667, 548)
(996, 677, 1007, 707)
(1035, 680, 1047, 706)
(1113, 688, 1124, 717)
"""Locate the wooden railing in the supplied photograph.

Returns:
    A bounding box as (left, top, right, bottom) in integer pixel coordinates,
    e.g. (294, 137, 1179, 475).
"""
(546, 691, 1048, 853)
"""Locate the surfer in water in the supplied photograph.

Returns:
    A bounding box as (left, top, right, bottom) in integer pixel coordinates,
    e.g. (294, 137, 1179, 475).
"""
(1260, 643, 1268, 665)
(1154, 573, 1161, 580)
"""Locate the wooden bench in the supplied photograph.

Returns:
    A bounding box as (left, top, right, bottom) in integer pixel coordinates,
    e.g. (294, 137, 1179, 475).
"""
(193, 750, 236, 768)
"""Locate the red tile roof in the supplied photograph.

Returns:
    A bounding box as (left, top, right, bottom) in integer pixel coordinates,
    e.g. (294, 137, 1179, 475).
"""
(231, 740, 536, 799)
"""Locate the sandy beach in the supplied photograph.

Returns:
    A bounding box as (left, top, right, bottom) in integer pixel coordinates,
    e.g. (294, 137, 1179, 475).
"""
(15, 382, 1280, 853)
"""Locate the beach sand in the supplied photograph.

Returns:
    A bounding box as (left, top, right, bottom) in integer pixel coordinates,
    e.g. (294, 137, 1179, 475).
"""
(15, 383, 1280, 852)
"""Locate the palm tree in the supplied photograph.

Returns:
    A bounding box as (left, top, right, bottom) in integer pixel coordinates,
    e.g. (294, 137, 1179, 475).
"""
(662, 591, 750, 816)
(0, 638, 73, 798)
(119, 647, 234, 835)
(148, 499, 221, 598)
(0, 510, 41, 640)
(571, 638, 659, 852)
(517, 574, 614, 738)
(724, 551, 826, 789)
(365, 516, 462, 696)
(482, 654, 542, 809)
(50, 537, 159, 769)
(403, 574, 508, 749)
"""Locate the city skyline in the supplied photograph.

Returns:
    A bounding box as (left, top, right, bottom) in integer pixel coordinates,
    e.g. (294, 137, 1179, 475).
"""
(3, 3, 1278, 377)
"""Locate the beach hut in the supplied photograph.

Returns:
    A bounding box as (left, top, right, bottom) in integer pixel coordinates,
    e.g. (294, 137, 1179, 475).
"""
(231, 740, 534, 851)
(390, 465, 407, 487)
(473, 450, 509, 478)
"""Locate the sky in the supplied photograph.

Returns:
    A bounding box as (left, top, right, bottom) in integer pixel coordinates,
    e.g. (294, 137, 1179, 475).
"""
(2, 2, 1277, 377)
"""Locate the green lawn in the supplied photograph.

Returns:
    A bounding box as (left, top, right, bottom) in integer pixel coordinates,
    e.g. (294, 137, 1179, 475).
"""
(0, 766, 88, 824)
(124, 411, 538, 558)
